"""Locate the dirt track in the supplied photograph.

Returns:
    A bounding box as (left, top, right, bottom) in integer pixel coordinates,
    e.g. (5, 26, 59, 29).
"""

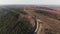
(32, 12, 60, 34)
(24, 8, 60, 34)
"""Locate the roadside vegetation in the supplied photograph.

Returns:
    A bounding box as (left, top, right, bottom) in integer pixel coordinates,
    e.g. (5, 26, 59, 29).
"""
(0, 8, 33, 34)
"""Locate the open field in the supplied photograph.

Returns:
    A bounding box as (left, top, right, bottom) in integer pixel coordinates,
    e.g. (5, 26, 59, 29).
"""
(25, 6, 60, 34)
(0, 5, 60, 34)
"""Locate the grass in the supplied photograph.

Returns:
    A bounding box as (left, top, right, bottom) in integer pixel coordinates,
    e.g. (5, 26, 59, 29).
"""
(0, 10, 33, 34)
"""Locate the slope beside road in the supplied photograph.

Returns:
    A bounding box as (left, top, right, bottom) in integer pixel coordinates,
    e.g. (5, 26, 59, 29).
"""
(25, 9, 60, 34)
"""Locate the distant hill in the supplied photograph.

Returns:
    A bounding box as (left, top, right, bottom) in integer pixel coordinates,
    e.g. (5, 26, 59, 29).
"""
(37, 5, 60, 11)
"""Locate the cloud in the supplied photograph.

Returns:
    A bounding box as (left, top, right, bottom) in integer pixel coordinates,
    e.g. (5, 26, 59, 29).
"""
(0, 0, 40, 4)
(40, 0, 60, 5)
(0, 0, 60, 5)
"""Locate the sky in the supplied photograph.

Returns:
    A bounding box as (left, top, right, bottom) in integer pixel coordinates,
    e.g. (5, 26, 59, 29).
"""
(0, 0, 60, 5)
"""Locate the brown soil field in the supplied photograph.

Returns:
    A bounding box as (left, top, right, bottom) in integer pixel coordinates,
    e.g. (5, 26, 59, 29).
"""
(25, 7, 60, 34)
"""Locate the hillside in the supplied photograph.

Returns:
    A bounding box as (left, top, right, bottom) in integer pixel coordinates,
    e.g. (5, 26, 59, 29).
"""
(0, 7, 34, 34)
(25, 6, 60, 34)
(0, 5, 60, 34)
